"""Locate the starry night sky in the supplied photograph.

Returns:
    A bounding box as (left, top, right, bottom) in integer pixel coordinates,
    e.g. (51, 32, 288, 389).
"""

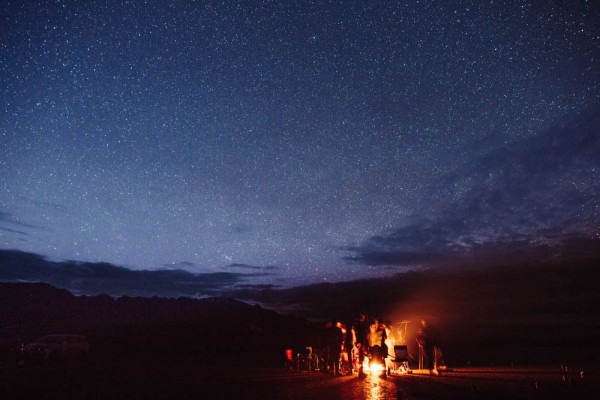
(1, 1, 599, 294)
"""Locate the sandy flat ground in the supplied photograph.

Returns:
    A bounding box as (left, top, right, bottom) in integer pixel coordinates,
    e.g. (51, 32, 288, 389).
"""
(1, 355, 598, 400)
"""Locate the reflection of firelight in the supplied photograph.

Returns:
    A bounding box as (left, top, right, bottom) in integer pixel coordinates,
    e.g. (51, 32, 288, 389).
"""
(367, 379, 384, 400)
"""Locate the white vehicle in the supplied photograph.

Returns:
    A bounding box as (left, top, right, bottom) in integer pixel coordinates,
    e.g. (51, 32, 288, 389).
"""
(22, 334, 89, 362)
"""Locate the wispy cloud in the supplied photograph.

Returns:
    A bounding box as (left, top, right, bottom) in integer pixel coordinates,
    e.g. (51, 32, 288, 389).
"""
(226, 263, 279, 271)
(347, 106, 600, 267)
(0, 211, 39, 231)
(0, 226, 29, 236)
(441, 105, 600, 233)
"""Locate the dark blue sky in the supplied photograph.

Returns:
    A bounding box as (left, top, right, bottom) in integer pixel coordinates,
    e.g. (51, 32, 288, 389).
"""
(1, 1, 599, 294)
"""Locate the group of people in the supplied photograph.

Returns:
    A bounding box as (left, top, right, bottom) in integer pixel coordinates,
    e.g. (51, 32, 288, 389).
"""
(321, 314, 445, 377)
(322, 313, 393, 378)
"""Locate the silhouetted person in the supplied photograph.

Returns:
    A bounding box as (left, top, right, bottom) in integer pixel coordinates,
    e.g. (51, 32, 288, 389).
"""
(323, 320, 343, 375)
(416, 319, 444, 374)
(352, 313, 370, 378)
(343, 319, 354, 370)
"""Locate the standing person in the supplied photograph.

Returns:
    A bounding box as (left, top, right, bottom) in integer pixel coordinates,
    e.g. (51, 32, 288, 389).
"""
(343, 319, 354, 372)
(337, 321, 352, 375)
(367, 318, 388, 377)
(416, 319, 443, 374)
(323, 319, 343, 375)
(352, 313, 370, 378)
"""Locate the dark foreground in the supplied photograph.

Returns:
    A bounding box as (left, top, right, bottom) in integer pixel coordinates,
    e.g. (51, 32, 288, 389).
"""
(1, 356, 598, 400)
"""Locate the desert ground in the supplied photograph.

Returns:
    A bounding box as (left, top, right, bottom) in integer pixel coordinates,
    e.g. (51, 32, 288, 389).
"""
(1, 354, 598, 400)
